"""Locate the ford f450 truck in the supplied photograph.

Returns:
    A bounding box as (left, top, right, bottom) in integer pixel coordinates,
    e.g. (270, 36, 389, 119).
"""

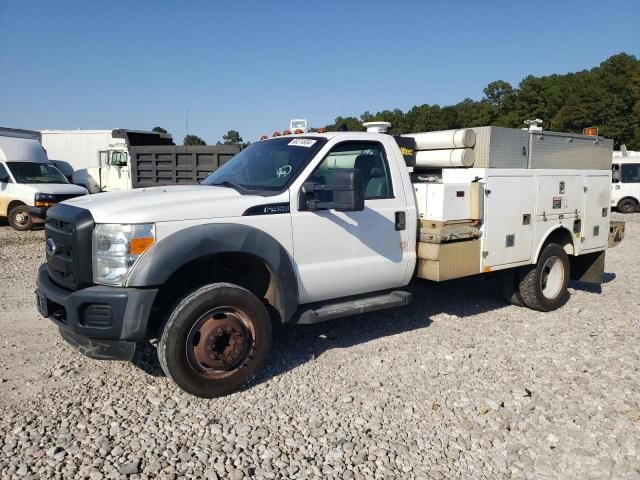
(36, 123, 624, 397)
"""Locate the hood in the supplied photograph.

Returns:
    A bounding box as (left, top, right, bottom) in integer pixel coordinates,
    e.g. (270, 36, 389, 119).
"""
(64, 185, 272, 223)
(19, 183, 88, 195)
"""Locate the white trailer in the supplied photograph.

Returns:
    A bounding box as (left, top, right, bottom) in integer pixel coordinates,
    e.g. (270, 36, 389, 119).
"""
(611, 147, 640, 213)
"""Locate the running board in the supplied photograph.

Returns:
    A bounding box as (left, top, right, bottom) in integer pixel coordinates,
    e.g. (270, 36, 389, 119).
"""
(294, 291, 412, 325)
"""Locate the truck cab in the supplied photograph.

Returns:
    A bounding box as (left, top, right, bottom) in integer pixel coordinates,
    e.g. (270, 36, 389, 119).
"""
(611, 149, 640, 213)
(0, 128, 87, 230)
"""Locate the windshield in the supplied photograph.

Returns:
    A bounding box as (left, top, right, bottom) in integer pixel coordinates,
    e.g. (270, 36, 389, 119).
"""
(202, 137, 326, 192)
(6, 162, 69, 184)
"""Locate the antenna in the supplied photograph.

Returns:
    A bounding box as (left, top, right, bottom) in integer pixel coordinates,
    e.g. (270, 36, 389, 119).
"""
(185, 109, 189, 137)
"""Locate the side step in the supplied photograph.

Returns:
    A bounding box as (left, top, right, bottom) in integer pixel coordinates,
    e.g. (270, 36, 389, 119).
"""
(294, 291, 412, 325)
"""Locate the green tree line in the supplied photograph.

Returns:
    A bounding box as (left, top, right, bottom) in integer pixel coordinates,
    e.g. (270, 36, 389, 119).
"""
(325, 53, 640, 149)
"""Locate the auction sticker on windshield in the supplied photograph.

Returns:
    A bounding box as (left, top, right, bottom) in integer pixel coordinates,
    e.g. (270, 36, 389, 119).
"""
(288, 139, 317, 147)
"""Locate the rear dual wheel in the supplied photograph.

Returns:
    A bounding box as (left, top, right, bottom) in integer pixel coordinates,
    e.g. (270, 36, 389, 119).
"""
(158, 283, 271, 398)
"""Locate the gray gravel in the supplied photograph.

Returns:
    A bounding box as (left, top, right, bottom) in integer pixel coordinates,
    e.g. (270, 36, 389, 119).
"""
(1, 213, 639, 479)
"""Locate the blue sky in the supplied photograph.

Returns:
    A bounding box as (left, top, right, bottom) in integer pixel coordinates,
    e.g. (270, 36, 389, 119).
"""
(1, 0, 638, 143)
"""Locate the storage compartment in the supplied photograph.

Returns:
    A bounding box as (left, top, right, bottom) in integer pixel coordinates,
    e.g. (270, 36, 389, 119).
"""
(416, 239, 481, 281)
(528, 131, 613, 170)
(414, 183, 473, 221)
(471, 127, 529, 169)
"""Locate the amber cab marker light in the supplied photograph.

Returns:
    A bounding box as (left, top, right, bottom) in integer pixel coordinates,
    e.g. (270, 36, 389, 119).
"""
(272, 131, 281, 137)
(260, 134, 268, 140)
(583, 127, 598, 137)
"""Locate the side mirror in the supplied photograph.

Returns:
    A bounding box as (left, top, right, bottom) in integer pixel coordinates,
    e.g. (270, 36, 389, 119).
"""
(301, 168, 364, 212)
(0, 175, 9, 184)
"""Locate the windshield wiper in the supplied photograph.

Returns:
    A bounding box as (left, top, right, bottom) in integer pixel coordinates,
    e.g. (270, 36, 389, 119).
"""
(208, 181, 247, 193)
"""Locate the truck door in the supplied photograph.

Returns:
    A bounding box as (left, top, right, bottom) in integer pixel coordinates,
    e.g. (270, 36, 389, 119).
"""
(104, 151, 130, 191)
(483, 175, 535, 267)
(581, 175, 610, 251)
(290, 140, 411, 304)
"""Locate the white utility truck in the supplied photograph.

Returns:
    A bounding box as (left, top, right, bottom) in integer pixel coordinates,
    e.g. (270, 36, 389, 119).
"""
(611, 147, 640, 213)
(36, 122, 624, 397)
(0, 128, 87, 230)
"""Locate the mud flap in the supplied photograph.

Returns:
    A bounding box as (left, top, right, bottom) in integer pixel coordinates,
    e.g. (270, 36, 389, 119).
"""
(570, 251, 605, 284)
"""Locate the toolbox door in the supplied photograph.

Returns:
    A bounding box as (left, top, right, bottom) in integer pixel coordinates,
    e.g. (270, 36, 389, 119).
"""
(581, 175, 610, 251)
(483, 175, 535, 267)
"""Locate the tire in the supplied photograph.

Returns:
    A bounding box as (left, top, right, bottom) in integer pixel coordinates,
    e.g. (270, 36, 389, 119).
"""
(8, 205, 33, 231)
(518, 243, 570, 312)
(617, 198, 639, 214)
(496, 268, 526, 307)
(158, 283, 271, 398)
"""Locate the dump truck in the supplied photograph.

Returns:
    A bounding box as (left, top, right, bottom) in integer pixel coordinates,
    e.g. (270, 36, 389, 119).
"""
(35, 121, 623, 397)
(41, 129, 240, 192)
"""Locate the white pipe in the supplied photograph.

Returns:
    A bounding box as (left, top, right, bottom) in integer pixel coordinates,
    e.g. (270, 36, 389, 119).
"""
(415, 148, 475, 168)
(404, 129, 476, 150)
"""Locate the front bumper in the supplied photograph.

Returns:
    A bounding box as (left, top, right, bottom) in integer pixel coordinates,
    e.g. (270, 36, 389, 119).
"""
(35, 264, 158, 360)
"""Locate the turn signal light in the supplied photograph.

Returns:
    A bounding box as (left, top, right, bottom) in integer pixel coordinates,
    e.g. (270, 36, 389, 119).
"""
(130, 236, 155, 256)
(34, 201, 55, 207)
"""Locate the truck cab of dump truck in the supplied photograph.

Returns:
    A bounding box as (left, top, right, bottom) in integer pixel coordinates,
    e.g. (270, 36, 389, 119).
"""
(611, 149, 640, 213)
(0, 128, 88, 230)
(35, 125, 621, 398)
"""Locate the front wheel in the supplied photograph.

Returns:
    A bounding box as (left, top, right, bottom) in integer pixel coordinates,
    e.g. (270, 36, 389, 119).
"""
(158, 283, 272, 398)
(8, 205, 33, 231)
(518, 243, 570, 312)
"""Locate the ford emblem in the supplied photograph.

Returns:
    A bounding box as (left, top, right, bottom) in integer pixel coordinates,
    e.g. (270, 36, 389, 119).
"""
(46, 237, 57, 256)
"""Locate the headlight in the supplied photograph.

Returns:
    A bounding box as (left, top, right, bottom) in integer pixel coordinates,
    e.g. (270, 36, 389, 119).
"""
(35, 192, 56, 207)
(92, 224, 155, 286)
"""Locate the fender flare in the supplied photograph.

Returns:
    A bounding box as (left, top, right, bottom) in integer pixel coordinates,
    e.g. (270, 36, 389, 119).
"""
(127, 223, 299, 322)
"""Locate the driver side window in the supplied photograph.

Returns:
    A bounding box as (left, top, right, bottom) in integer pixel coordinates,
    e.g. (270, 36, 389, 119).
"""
(311, 142, 393, 200)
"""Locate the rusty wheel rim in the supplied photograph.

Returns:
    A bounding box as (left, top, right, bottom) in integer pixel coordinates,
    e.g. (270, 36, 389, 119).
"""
(186, 306, 255, 380)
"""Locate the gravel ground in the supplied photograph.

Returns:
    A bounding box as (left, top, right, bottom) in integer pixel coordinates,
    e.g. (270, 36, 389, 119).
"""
(0, 214, 639, 480)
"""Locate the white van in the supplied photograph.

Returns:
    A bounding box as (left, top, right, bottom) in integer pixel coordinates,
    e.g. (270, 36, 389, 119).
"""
(612, 148, 640, 213)
(0, 128, 88, 230)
